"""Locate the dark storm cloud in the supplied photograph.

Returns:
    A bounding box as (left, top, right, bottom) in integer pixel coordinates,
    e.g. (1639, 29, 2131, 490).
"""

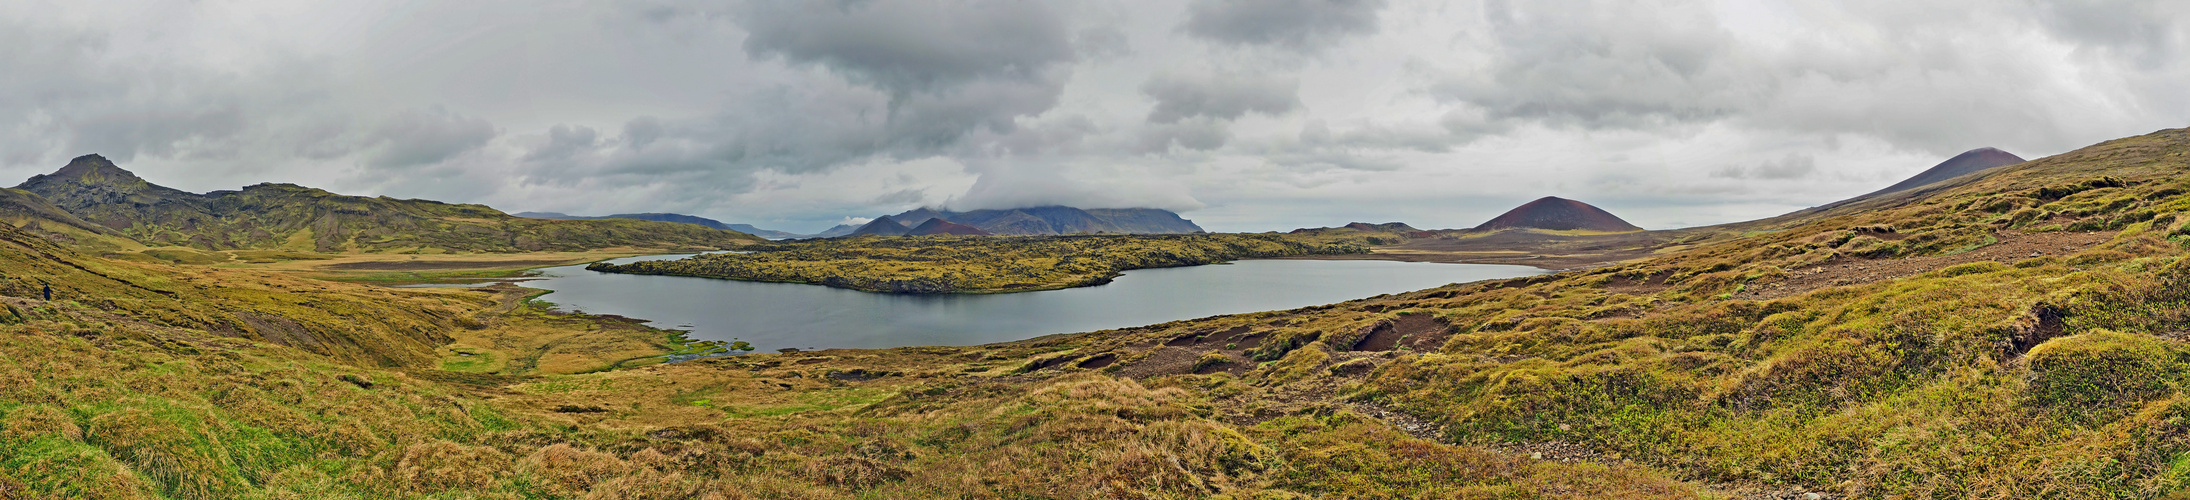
(1182, 0, 1388, 51)
(511, 0, 1090, 198)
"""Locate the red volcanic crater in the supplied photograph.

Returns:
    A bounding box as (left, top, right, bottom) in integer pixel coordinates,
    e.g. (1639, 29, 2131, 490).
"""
(1473, 196, 1642, 232)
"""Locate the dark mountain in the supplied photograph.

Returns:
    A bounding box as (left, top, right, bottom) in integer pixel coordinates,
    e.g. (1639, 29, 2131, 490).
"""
(1863, 147, 2026, 198)
(515, 211, 804, 239)
(16, 154, 760, 252)
(906, 218, 992, 236)
(1344, 222, 1420, 232)
(889, 207, 955, 229)
(1473, 197, 1642, 233)
(1761, 147, 2034, 226)
(857, 206, 1203, 236)
(847, 216, 912, 237)
(811, 224, 861, 238)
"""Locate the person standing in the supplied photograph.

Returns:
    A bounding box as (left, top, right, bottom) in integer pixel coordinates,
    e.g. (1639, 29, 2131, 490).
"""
(42, 283, 51, 301)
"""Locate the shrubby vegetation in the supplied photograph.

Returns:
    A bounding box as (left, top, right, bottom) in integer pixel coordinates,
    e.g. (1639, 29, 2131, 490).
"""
(587, 233, 1375, 293)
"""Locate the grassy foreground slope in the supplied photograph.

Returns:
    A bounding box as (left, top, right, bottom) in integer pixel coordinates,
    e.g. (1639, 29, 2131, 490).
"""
(0, 220, 1693, 498)
(588, 233, 1375, 293)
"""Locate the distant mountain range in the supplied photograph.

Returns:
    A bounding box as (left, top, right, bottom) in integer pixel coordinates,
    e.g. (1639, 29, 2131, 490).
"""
(844, 216, 996, 237)
(515, 211, 804, 239)
(6, 154, 761, 252)
(835, 206, 1202, 237)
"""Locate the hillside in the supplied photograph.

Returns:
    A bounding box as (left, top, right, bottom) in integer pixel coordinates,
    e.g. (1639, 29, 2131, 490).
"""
(1472, 196, 1643, 233)
(864, 206, 1204, 236)
(1862, 147, 2027, 198)
(906, 218, 991, 236)
(15, 155, 761, 253)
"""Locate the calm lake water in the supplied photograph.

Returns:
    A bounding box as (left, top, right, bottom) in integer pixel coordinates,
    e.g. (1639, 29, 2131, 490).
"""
(517, 255, 1544, 351)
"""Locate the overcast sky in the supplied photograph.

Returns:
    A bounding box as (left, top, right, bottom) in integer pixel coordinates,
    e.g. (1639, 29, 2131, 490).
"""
(1, 1, 2184, 233)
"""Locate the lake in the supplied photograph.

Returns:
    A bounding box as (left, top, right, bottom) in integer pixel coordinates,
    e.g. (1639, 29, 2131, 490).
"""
(517, 255, 1545, 351)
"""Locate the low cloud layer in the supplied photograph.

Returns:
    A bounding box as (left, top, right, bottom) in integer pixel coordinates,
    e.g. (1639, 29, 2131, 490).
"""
(0, 1, 2185, 233)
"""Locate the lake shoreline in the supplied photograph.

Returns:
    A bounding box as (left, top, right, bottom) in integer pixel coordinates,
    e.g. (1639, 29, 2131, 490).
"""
(516, 257, 1546, 352)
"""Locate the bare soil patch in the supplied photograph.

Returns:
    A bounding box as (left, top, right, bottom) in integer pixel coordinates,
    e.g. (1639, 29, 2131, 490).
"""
(1354, 320, 1402, 351)
(1113, 347, 1200, 379)
(1738, 230, 2113, 301)
(1076, 353, 1117, 369)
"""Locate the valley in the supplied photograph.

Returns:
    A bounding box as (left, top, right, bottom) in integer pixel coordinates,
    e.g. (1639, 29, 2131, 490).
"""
(0, 127, 2187, 498)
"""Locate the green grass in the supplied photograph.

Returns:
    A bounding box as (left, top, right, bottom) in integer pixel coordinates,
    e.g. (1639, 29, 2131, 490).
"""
(716, 388, 893, 418)
(589, 232, 1375, 293)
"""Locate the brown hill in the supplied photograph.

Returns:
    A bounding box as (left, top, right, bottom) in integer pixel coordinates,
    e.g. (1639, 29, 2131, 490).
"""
(1472, 196, 1642, 232)
(907, 218, 991, 236)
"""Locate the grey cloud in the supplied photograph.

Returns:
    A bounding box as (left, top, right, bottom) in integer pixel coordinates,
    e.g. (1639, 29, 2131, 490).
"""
(1302, 120, 1466, 153)
(1423, 0, 2190, 157)
(0, 18, 350, 172)
(363, 107, 497, 169)
(950, 158, 1205, 212)
(623, 117, 665, 149)
(1710, 153, 1816, 180)
(1141, 71, 1301, 123)
(1431, 0, 1744, 130)
(2032, 0, 2189, 67)
(524, 124, 600, 162)
(738, 0, 1075, 96)
(521, 0, 1088, 198)
(870, 188, 928, 205)
(1183, 0, 1388, 51)
(1138, 118, 1233, 152)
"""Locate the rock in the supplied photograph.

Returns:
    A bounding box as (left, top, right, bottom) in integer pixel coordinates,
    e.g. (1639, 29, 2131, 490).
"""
(1803, 493, 1823, 500)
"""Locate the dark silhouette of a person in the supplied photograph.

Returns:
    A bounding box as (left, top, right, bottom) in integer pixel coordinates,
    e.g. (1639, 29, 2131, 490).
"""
(42, 283, 51, 301)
